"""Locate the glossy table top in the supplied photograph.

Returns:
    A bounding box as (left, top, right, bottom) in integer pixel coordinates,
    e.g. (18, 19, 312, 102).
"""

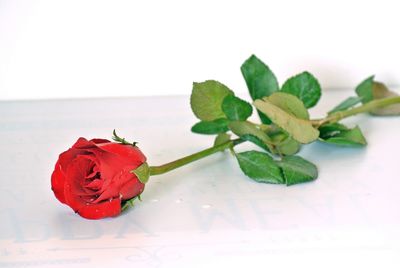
(1, 91, 399, 267)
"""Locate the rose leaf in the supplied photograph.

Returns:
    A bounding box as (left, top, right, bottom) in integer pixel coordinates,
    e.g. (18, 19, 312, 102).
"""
(236, 150, 284, 184)
(266, 92, 310, 120)
(214, 133, 231, 146)
(241, 54, 279, 124)
(319, 123, 367, 147)
(191, 118, 230, 135)
(221, 95, 253, 121)
(328, 96, 363, 115)
(280, 71, 321, 108)
(277, 155, 318, 186)
(190, 80, 234, 121)
(253, 99, 320, 144)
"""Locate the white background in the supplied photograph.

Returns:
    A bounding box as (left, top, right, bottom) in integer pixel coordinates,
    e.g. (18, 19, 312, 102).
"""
(1, 0, 399, 100)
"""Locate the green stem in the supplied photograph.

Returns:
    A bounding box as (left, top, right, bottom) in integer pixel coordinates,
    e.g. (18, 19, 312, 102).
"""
(149, 139, 242, 176)
(313, 96, 400, 127)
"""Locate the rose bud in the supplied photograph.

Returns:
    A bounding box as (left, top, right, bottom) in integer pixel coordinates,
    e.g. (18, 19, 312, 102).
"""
(51, 137, 149, 219)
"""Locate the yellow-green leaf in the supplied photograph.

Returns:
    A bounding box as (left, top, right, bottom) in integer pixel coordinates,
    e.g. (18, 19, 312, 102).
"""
(228, 121, 272, 146)
(253, 99, 319, 144)
(266, 92, 309, 120)
(370, 82, 400, 116)
(190, 80, 233, 121)
(214, 133, 231, 146)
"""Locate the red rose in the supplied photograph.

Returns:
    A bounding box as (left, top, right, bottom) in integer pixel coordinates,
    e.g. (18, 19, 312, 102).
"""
(51, 137, 147, 219)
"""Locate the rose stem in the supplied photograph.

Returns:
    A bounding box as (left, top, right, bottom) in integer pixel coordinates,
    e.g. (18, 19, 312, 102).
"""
(149, 139, 243, 176)
(312, 96, 400, 127)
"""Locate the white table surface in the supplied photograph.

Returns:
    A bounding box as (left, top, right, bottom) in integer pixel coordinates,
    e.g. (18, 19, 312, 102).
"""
(1, 91, 400, 267)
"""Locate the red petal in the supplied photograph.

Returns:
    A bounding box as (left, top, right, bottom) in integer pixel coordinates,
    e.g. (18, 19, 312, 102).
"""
(85, 178, 102, 189)
(72, 137, 96, 149)
(97, 143, 146, 167)
(51, 161, 66, 204)
(77, 198, 121, 220)
(119, 176, 145, 200)
(58, 148, 87, 171)
(72, 137, 111, 149)
(86, 144, 146, 201)
(63, 158, 97, 212)
(51, 145, 88, 203)
(93, 166, 144, 203)
(90, 138, 111, 144)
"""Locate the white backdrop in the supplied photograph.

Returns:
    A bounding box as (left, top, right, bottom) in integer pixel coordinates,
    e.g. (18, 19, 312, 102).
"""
(1, 0, 399, 100)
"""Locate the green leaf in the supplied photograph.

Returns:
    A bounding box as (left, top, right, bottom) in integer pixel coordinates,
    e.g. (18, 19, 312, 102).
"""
(370, 82, 400, 116)
(328, 96, 363, 114)
(323, 127, 367, 147)
(253, 99, 320, 144)
(121, 195, 141, 211)
(221, 95, 253, 121)
(355, 75, 374, 103)
(319, 123, 349, 138)
(214, 133, 231, 146)
(281, 71, 322, 108)
(275, 136, 301, 156)
(191, 118, 229, 134)
(190, 80, 234, 121)
(277, 156, 318, 186)
(267, 92, 310, 120)
(319, 123, 367, 147)
(239, 134, 271, 151)
(228, 121, 272, 147)
(352, 79, 400, 115)
(241, 55, 279, 100)
(268, 130, 301, 155)
(131, 162, 150, 184)
(236, 151, 284, 184)
(241, 55, 279, 124)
